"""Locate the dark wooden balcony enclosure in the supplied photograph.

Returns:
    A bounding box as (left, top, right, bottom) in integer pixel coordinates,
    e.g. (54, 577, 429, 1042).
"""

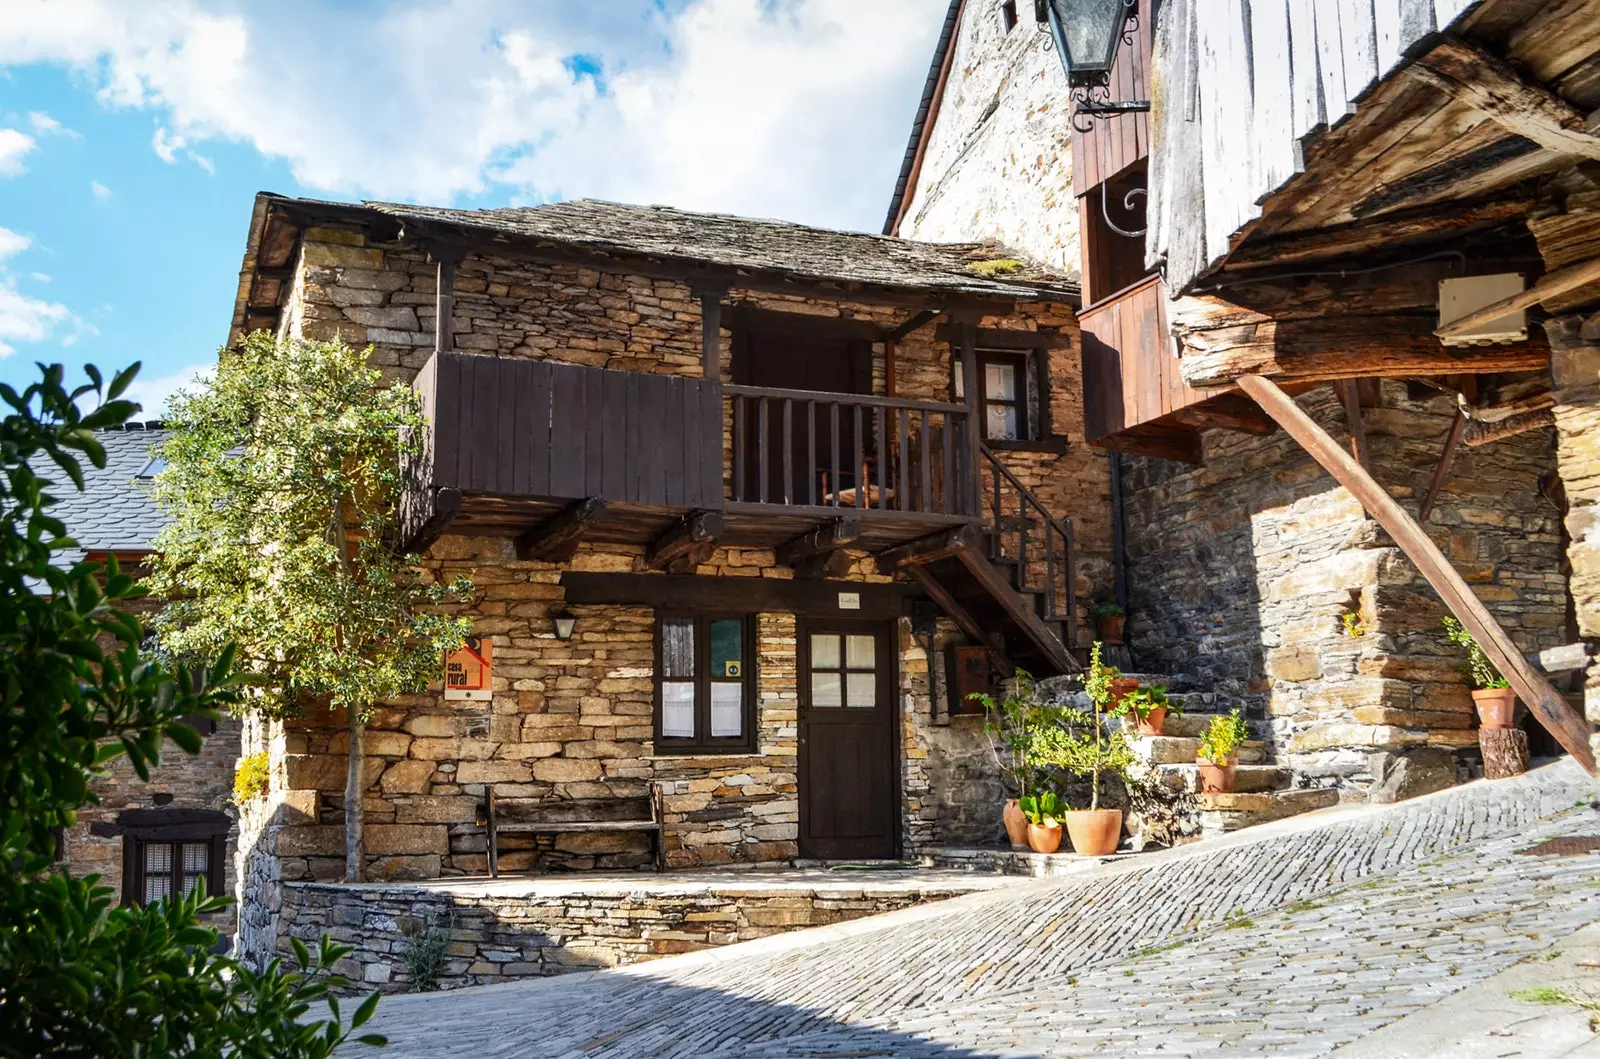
(403, 349, 1079, 675)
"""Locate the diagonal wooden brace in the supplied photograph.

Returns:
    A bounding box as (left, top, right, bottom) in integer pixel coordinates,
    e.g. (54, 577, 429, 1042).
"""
(1239, 373, 1595, 774)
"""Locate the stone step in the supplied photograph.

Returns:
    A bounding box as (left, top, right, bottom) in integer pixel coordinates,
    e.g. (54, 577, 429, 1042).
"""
(1130, 735, 1268, 765)
(1195, 788, 1341, 837)
(1154, 763, 1292, 794)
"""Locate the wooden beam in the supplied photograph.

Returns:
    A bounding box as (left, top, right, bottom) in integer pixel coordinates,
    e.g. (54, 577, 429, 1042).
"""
(400, 486, 461, 556)
(1406, 37, 1600, 162)
(874, 524, 979, 574)
(776, 517, 861, 578)
(958, 323, 981, 512)
(645, 510, 724, 574)
(1420, 409, 1468, 521)
(426, 244, 464, 352)
(1436, 256, 1600, 338)
(886, 309, 941, 342)
(950, 545, 1079, 674)
(515, 498, 607, 562)
(696, 288, 726, 380)
(1340, 380, 1370, 469)
(1090, 427, 1204, 464)
(1238, 373, 1595, 773)
(559, 572, 918, 619)
(1179, 316, 1550, 386)
(1170, 402, 1277, 436)
(903, 565, 1010, 674)
(1464, 407, 1555, 446)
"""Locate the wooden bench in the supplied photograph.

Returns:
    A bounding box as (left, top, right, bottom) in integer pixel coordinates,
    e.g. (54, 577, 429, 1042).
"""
(481, 785, 665, 877)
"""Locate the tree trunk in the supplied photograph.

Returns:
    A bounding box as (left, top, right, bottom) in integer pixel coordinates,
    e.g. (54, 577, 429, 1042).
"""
(345, 707, 366, 882)
(1481, 727, 1529, 780)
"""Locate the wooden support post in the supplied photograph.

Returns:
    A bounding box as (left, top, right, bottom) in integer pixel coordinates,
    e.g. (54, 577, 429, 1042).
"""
(776, 516, 861, 578)
(958, 322, 981, 515)
(1481, 728, 1530, 780)
(515, 498, 607, 562)
(697, 289, 725, 380)
(1340, 380, 1369, 469)
(1238, 373, 1595, 773)
(645, 510, 724, 574)
(429, 246, 463, 352)
(1420, 409, 1467, 522)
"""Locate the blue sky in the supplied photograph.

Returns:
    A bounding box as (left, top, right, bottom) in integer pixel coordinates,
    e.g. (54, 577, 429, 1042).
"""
(0, 0, 943, 416)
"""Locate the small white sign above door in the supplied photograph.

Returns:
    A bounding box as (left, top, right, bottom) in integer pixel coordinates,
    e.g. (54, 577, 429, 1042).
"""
(837, 592, 860, 610)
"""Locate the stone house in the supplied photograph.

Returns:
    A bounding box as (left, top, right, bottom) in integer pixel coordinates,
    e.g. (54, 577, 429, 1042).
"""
(227, 193, 1112, 962)
(50, 423, 241, 932)
(889, 0, 1598, 796)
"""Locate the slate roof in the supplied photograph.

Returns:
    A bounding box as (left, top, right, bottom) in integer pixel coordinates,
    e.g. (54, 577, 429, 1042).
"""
(349, 197, 1080, 302)
(46, 423, 168, 560)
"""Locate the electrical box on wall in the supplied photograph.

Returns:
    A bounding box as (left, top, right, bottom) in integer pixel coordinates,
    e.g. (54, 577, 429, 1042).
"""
(1438, 274, 1527, 347)
(945, 646, 992, 717)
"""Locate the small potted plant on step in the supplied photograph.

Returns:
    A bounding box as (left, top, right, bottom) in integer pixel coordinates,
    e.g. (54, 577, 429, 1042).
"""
(1019, 791, 1065, 853)
(1196, 709, 1250, 793)
(1035, 642, 1135, 856)
(1442, 616, 1516, 728)
(972, 670, 1054, 851)
(1117, 684, 1180, 737)
(1091, 602, 1126, 644)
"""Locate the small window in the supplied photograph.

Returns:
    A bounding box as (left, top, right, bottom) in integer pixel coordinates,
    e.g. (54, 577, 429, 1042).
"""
(655, 614, 756, 754)
(1001, 0, 1018, 31)
(136, 456, 167, 479)
(127, 837, 218, 906)
(955, 350, 1039, 442)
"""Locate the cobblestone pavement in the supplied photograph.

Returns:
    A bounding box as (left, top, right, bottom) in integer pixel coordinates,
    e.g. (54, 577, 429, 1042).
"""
(352, 761, 1600, 1058)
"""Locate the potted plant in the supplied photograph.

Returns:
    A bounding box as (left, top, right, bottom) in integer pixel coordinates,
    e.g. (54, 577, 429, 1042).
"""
(1442, 617, 1516, 728)
(1117, 684, 1180, 737)
(1035, 642, 1135, 856)
(1019, 791, 1064, 853)
(1091, 602, 1126, 644)
(1196, 709, 1250, 793)
(972, 671, 1053, 851)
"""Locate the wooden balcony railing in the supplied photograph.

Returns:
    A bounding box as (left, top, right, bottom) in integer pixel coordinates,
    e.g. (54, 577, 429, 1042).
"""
(725, 385, 978, 517)
(980, 447, 1075, 640)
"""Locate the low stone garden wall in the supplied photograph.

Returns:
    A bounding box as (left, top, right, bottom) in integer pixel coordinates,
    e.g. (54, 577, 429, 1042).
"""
(278, 873, 1002, 993)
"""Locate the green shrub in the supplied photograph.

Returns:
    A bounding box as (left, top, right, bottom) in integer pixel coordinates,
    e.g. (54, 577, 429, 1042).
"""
(1442, 616, 1509, 689)
(402, 910, 454, 993)
(1198, 709, 1250, 763)
(234, 751, 270, 804)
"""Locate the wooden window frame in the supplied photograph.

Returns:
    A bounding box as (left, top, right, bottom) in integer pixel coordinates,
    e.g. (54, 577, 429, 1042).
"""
(122, 832, 226, 907)
(954, 347, 1064, 451)
(652, 612, 758, 755)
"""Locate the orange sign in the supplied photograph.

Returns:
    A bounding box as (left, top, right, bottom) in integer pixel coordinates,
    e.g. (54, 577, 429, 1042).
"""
(444, 636, 493, 701)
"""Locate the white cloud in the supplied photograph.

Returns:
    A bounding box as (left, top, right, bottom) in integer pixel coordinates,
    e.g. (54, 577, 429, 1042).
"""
(0, 280, 76, 357)
(29, 272, 50, 283)
(0, 128, 35, 176)
(0, 225, 30, 262)
(90, 180, 111, 199)
(0, 0, 943, 231)
(122, 361, 211, 417)
(28, 110, 78, 137)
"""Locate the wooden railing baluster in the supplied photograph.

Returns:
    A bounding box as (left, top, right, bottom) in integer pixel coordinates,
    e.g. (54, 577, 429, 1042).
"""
(807, 399, 817, 506)
(853, 405, 864, 510)
(918, 411, 931, 514)
(733, 394, 745, 502)
(782, 399, 794, 506)
(830, 402, 840, 508)
(896, 406, 909, 512)
(943, 413, 954, 515)
(758, 396, 769, 505)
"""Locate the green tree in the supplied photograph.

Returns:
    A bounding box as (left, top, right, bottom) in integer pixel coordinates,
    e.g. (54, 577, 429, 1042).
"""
(0, 361, 384, 1056)
(149, 334, 470, 881)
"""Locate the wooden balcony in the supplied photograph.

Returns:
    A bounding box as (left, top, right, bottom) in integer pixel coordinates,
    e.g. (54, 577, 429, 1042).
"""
(402, 351, 980, 559)
(1080, 276, 1276, 462)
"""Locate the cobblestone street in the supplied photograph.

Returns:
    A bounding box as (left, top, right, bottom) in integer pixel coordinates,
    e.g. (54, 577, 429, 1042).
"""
(349, 761, 1600, 1057)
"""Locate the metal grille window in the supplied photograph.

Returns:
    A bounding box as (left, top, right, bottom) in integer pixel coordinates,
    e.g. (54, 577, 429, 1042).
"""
(117, 809, 230, 908)
(131, 838, 218, 905)
(654, 613, 756, 754)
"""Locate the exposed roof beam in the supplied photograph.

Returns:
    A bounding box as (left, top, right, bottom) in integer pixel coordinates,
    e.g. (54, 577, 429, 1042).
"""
(1406, 37, 1600, 162)
(645, 510, 724, 574)
(515, 498, 607, 563)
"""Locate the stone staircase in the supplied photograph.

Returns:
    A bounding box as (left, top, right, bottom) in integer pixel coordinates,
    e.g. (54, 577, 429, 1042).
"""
(1117, 681, 1340, 841)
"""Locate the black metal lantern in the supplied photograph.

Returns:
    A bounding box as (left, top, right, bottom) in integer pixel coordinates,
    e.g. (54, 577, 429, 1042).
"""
(1040, 0, 1150, 131)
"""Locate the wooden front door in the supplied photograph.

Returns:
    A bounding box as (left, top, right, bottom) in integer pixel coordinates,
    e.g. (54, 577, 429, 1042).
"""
(798, 620, 898, 859)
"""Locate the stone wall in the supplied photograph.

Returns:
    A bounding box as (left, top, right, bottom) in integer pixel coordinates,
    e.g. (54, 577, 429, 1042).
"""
(1122, 383, 1568, 793)
(895, 0, 1079, 278)
(1550, 310, 1600, 767)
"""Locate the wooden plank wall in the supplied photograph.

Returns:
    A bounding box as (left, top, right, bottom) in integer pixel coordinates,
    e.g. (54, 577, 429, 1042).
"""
(422, 351, 724, 509)
(1146, 0, 1472, 293)
(1078, 275, 1210, 439)
(1070, 0, 1154, 190)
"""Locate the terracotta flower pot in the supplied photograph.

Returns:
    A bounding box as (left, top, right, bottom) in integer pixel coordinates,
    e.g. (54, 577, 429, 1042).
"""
(1026, 821, 1063, 854)
(1002, 799, 1030, 850)
(1095, 615, 1126, 644)
(1197, 757, 1237, 793)
(1472, 687, 1517, 730)
(1108, 677, 1140, 712)
(1135, 706, 1167, 737)
(1063, 809, 1122, 856)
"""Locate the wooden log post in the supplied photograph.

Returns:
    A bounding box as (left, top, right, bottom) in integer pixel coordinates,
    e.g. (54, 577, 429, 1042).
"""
(696, 287, 726, 380)
(1481, 728, 1530, 780)
(1237, 373, 1596, 774)
(429, 245, 463, 353)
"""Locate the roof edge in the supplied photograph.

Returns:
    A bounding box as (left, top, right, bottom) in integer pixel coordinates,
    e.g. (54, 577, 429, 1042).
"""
(883, 0, 966, 236)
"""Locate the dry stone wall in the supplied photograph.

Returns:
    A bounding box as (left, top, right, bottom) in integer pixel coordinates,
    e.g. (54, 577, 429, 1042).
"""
(1550, 310, 1600, 768)
(1122, 383, 1567, 793)
(895, 1, 1080, 279)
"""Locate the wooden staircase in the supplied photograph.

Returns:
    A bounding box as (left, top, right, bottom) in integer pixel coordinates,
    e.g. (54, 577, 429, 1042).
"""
(876, 447, 1079, 676)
